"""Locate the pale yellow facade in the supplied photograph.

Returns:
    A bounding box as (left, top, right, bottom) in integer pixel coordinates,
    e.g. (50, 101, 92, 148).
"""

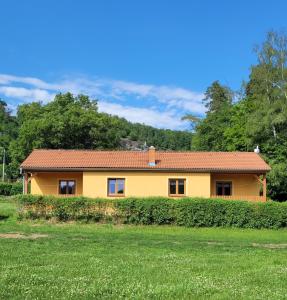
(210, 174, 260, 197)
(29, 171, 262, 200)
(83, 171, 211, 198)
(31, 172, 83, 195)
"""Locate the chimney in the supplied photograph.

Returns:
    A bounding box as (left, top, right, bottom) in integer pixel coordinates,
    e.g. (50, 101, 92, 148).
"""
(254, 145, 260, 154)
(148, 146, 156, 166)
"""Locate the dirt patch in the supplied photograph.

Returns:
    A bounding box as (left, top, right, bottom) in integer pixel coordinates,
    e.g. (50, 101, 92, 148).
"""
(0, 233, 48, 239)
(252, 243, 287, 249)
(206, 241, 224, 245)
(72, 237, 88, 241)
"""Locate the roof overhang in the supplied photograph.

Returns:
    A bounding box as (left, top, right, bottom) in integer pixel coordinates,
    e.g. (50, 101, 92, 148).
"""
(21, 167, 270, 174)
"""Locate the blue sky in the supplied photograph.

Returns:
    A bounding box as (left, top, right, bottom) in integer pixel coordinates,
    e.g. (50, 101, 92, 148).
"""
(0, 0, 286, 129)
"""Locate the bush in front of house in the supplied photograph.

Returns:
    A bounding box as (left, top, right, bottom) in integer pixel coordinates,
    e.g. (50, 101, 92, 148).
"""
(115, 197, 175, 225)
(0, 182, 23, 196)
(116, 197, 287, 228)
(16, 195, 287, 229)
(16, 195, 115, 222)
(173, 198, 287, 228)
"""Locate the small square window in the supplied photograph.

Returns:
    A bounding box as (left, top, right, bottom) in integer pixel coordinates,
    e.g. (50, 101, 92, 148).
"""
(169, 179, 186, 196)
(216, 182, 232, 196)
(59, 180, 76, 195)
(108, 178, 125, 196)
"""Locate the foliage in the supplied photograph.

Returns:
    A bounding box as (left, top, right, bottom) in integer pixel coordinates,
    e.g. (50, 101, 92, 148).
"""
(244, 31, 287, 200)
(17, 195, 113, 222)
(0, 100, 18, 179)
(0, 100, 18, 149)
(202, 80, 233, 113)
(17, 195, 287, 229)
(115, 197, 175, 225)
(4, 93, 192, 177)
(191, 81, 233, 151)
(0, 182, 22, 196)
(223, 99, 253, 151)
(116, 197, 287, 229)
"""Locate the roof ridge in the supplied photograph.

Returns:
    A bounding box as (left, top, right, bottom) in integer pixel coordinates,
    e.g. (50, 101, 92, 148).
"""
(32, 149, 144, 153)
(31, 149, 258, 154)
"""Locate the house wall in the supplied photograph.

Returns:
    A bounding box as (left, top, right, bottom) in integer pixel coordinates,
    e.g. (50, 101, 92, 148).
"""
(30, 172, 83, 195)
(210, 173, 260, 196)
(29, 171, 261, 198)
(83, 171, 211, 198)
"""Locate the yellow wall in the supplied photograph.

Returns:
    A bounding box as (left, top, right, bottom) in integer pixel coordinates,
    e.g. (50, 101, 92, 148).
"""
(31, 172, 83, 195)
(30, 171, 261, 198)
(83, 171, 211, 198)
(211, 174, 260, 196)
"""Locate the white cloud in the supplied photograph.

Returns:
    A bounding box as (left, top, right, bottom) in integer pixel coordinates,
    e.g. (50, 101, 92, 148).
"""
(101, 79, 205, 114)
(98, 101, 188, 129)
(0, 86, 54, 102)
(0, 74, 58, 90)
(0, 73, 204, 129)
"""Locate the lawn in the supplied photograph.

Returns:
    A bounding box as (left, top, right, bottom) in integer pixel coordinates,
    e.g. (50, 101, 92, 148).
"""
(1, 199, 287, 299)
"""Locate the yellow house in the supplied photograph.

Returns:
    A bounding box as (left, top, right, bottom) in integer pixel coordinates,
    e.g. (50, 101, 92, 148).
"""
(20, 147, 271, 202)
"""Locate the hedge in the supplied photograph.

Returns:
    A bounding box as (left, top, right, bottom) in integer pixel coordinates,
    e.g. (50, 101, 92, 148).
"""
(16, 195, 287, 229)
(0, 182, 23, 196)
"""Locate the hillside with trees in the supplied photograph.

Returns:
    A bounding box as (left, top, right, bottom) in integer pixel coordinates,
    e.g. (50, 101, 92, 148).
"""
(0, 94, 192, 178)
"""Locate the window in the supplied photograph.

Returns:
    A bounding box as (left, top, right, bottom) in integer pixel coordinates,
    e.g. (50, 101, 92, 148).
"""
(169, 179, 186, 196)
(216, 182, 232, 196)
(108, 178, 125, 196)
(59, 180, 76, 195)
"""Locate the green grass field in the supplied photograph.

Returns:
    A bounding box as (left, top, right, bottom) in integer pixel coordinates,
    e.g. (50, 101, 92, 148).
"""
(1, 198, 287, 299)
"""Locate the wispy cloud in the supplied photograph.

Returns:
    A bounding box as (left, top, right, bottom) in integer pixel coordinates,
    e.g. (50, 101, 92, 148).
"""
(0, 73, 204, 129)
(98, 101, 186, 129)
(105, 80, 205, 114)
(0, 86, 54, 102)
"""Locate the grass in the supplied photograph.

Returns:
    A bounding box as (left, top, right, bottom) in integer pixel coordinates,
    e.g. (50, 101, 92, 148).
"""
(1, 198, 287, 299)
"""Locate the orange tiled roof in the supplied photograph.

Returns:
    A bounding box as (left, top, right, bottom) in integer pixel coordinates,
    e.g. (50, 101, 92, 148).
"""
(20, 149, 271, 172)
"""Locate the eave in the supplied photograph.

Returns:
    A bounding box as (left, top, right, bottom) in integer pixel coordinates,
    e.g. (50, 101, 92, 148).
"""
(21, 167, 270, 174)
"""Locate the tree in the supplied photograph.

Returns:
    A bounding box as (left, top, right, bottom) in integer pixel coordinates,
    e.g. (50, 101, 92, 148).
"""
(0, 100, 18, 179)
(8, 93, 121, 176)
(0, 100, 18, 149)
(223, 99, 253, 151)
(246, 31, 287, 144)
(203, 80, 232, 113)
(191, 81, 233, 151)
(244, 31, 287, 200)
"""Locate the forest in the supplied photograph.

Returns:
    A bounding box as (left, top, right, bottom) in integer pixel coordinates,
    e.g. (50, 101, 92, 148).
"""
(0, 31, 287, 200)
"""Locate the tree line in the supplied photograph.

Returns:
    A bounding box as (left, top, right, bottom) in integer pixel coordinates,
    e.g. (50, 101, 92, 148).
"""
(0, 93, 192, 179)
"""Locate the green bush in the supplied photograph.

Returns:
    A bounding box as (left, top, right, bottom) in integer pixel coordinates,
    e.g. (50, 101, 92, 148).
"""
(16, 195, 115, 222)
(0, 182, 22, 196)
(16, 195, 287, 229)
(115, 197, 175, 225)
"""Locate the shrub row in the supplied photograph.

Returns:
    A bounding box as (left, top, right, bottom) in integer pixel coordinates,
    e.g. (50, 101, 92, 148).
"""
(17, 195, 114, 222)
(0, 182, 23, 196)
(16, 195, 287, 229)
